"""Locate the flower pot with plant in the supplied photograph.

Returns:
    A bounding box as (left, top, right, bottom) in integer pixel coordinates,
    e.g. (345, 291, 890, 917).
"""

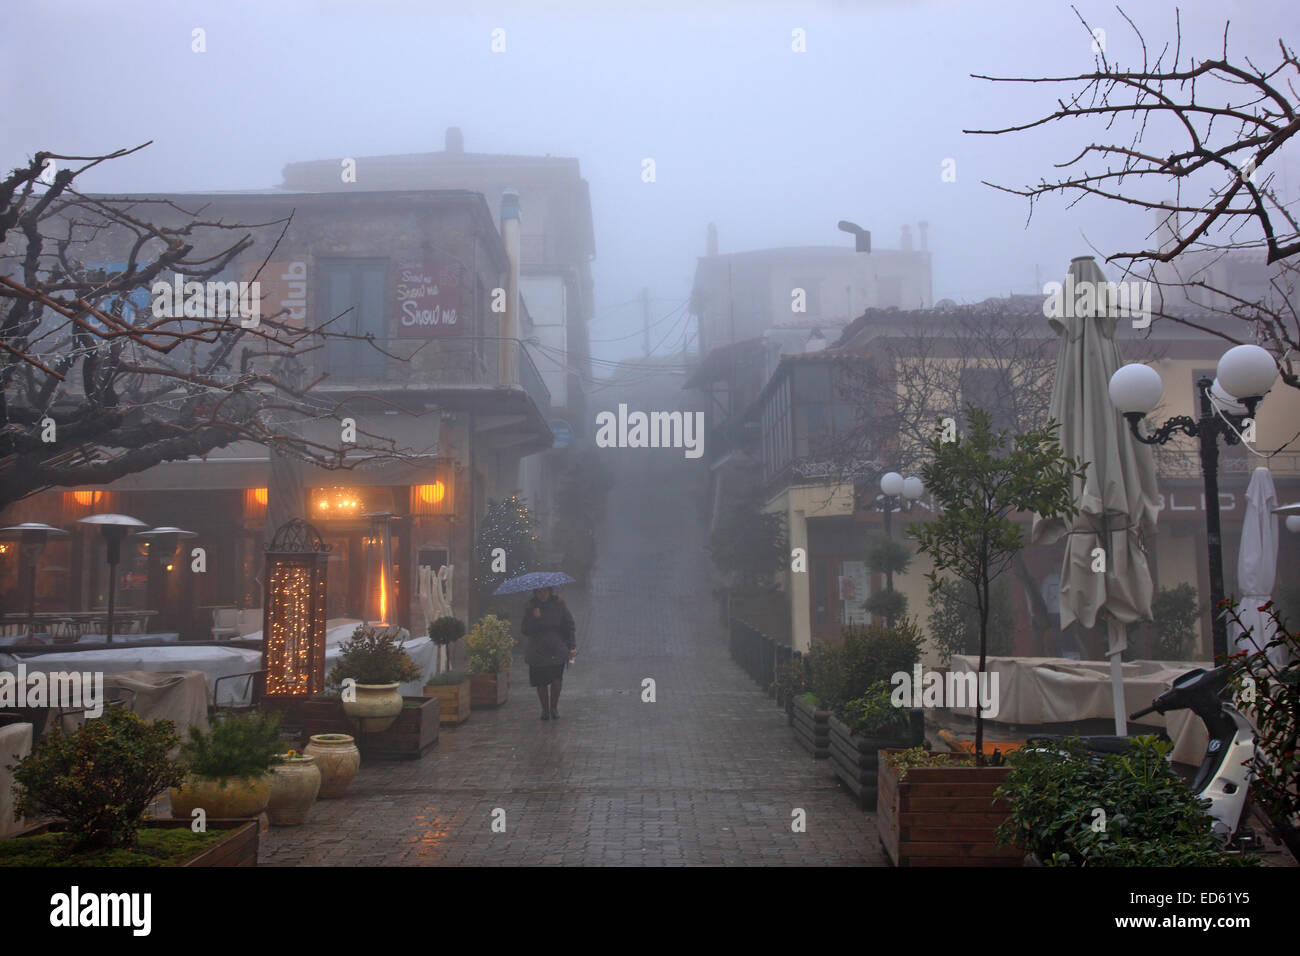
(830, 680, 923, 810)
(168, 710, 286, 820)
(265, 750, 321, 826)
(428, 615, 467, 675)
(465, 614, 515, 708)
(329, 624, 424, 733)
(424, 669, 472, 725)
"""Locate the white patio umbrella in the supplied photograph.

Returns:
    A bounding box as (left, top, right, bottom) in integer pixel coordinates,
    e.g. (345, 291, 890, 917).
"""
(1032, 257, 1162, 734)
(1232, 467, 1284, 667)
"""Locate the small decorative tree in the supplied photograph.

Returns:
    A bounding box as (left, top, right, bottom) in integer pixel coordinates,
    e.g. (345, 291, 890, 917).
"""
(707, 487, 787, 591)
(428, 615, 467, 675)
(1143, 584, 1202, 660)
(862, 533, 912, 627)
(909, 405, 1086, 764)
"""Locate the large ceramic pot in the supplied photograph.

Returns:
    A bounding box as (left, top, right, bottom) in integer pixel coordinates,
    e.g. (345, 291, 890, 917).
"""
(168, 773, 272, 819)
(304, 733, 361, 798)
(341, 682, 403, 733)
(266, 755, 322, 826)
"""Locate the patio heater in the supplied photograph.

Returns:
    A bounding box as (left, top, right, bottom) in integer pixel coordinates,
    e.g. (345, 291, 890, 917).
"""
(136, 526, 198, 635)
(77, 513, 148, 644)
(262, 518, 331, 697)
(363, 511, 396, 626)
(0, 522, 69, 636)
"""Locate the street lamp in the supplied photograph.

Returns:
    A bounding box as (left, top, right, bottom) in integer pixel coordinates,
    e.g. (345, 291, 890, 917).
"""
(0, 522, 69, 636)
(77, 513, 148, 644)
(1108, 344, 1278, 661)
(877, 472, 924, 592)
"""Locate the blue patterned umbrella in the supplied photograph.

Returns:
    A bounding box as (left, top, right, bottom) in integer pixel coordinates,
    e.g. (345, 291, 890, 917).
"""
(492, 571, 576, 595)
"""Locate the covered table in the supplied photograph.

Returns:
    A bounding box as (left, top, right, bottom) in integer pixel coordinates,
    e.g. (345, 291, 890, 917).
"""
(948, 655, 1211, 764)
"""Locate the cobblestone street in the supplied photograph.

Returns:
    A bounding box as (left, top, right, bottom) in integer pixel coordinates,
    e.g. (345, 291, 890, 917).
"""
(262, 414, 885, 866)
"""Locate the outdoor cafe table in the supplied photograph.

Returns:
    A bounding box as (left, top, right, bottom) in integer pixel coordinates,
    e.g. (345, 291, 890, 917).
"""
(947, 655, 1212, 763)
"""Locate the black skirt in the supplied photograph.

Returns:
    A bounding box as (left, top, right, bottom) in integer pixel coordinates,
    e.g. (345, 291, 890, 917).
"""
(529, 663, 565, 687)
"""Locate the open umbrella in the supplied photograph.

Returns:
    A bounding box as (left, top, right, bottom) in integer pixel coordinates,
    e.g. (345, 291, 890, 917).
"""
(493, 571, 575, 595)
(1032, 257, 1162, 734)
(1232, 467, 1283, 667)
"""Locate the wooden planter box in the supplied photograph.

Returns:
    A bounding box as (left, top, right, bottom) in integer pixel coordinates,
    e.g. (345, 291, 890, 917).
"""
(423, 680, 472, 725)
(469, 671, 509, 709)
(360, 696, 439, 760)
(791, 695, 830, 759)
(828, 716, 914, 811)
(876, 750, 1019, 867)
(11, 818, 258, 866)
(263, 696, 352, 742)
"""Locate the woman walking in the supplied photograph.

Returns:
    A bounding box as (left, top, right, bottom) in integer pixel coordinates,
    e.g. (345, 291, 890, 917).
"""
(522, 586, 576, 720)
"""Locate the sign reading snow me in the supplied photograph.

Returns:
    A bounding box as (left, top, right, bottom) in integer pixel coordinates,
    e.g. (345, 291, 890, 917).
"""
(395, 258, 461, 337)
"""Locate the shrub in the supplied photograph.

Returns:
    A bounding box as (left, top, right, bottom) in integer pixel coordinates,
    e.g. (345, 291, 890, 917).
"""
(428, 616, 467, 647)
(180, 710, 285, 783)
(425, 669, 468, 686)
(772, 659, 807, 703)
(806, 640, 843, 711)
(839, 681, 911, 738)
(886, 746, 972, 778)
(465, 615, 516, 675)
(863, 588, 908, 625)
(809, 622, 924, 714)
(995, 736, 1257, 866)
(10, 708, 184, 851)
(1146, 583, 1201, 659)
(328, 623, 423, 687)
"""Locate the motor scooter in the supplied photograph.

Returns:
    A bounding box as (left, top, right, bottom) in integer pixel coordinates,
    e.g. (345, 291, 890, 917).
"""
(1027, 665, 1255, 844)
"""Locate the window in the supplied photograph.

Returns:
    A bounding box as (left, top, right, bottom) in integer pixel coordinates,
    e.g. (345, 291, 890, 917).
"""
(320, 259, 388, 380)
(960, 367, 1015, 433)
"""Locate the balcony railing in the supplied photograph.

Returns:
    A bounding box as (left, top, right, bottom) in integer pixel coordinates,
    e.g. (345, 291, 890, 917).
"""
(516, 342, 552, 416)
(1154, 448, 1300, 478)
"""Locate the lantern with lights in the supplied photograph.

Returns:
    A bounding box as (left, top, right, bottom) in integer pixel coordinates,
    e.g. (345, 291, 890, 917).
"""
(262, 518, 331, 698)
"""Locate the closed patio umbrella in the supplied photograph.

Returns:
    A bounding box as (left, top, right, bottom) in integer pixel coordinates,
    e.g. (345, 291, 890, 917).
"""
(1032, 257, 1162, 734)
(1232, 467, 1284, 667)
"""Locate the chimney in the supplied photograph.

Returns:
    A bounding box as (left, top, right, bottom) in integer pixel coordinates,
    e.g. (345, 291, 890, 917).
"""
(445, 126, 464, 154)
(499, 189, 521, 385)
(900, 224, 913, 252)
(707, 222, 718, 256)
(917, 221, 929, 253)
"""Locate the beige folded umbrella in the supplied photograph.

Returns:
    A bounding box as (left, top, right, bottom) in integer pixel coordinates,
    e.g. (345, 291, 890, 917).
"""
(1032, 257, 1162, 734)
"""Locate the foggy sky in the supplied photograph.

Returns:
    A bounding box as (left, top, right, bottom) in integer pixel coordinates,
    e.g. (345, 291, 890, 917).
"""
(4, 0, 1297, 366)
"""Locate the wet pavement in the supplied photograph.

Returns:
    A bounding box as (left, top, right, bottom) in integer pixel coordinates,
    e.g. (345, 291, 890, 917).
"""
(260, 393, 885, 866)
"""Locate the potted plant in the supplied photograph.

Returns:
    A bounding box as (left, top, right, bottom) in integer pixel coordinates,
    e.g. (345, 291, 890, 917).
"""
(465, 614, 515, 708)
(5, 708, 257, 866)
(996, 736, 1258, 866)
(265, 749, 321, 827)
(428, 615, 467, 676)
(424, 669, 472, 725)
(830, 680, 922, 810)
(329, 623, 424, 733)
(168, 709, 286, 820)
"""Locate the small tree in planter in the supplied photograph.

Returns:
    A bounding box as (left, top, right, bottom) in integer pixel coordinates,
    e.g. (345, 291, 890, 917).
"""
(862, 534, 912, 627)
(424, 669, 471, 725)
(10, 708, 183, 851)
(465, 614, 516, 708)
(909, 405, 1086, 764)
(428, 615, 467, 675)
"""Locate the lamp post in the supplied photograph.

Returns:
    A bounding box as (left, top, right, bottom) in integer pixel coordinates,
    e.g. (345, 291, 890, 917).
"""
(0, 522, 69, 635)
(1108, 344, 1278, 661)
(877, 472, 924, 592)
(77, 513, 148, 644)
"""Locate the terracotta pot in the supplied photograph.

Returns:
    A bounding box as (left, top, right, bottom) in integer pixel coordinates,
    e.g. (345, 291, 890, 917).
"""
(266, 755, 321, 826)
(305, 733, 361, 798)
(168, 772, 272, 820)
(341, 682, 403, 732)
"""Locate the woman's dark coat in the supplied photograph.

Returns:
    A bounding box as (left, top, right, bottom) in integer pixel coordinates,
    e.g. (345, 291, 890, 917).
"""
(521, 595, 576, 667)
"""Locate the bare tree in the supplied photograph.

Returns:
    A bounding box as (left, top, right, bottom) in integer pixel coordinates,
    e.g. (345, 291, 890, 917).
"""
(0, 146, 415, 509)
(965, 6, 1300, 390)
